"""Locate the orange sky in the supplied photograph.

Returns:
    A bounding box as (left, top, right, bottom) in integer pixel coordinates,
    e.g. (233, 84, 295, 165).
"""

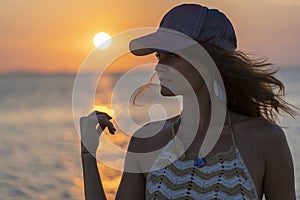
(1, 0, 300, 74)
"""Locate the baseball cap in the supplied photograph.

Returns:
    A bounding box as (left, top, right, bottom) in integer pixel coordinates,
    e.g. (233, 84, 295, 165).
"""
(129, 4, 237, 56)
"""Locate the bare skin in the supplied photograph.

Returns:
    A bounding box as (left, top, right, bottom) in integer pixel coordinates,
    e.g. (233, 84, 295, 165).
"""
(80, 52, 296, 199)
(125, 112, 296, 200)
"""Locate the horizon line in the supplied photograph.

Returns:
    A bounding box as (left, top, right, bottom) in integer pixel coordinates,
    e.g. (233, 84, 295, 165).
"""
(0, 64, 299, 76)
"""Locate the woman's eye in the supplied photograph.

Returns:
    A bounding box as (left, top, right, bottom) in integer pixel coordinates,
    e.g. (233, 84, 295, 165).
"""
(155, 52, 176, 60)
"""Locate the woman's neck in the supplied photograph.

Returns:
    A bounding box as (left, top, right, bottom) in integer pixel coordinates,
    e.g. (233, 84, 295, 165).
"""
(178, 87, 211, 147)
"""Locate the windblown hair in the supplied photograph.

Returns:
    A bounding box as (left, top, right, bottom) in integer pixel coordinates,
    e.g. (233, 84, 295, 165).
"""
(200, 43, 298, 123)
(132, 43, 298, 123)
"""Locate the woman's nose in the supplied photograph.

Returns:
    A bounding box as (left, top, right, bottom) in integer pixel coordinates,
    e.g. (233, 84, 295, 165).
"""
(155, 64, 169, 73)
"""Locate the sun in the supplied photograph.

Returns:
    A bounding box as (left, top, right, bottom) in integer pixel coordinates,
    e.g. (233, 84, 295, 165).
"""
(93, 32, 112, 49)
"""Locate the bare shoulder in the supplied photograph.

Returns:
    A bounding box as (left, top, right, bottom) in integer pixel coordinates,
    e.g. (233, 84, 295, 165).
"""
(117, 116, 180, 199)
(124, 116, 179, 173)
(249, 117, 287, 144)
(254, 118, 291, 158)
(236, 116, 289, 155)
(253, 119, 296, 199)
(127, 115, 179, 153)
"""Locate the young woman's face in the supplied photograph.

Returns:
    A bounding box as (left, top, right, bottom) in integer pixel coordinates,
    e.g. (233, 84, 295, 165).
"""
(154, 52, 204, 96)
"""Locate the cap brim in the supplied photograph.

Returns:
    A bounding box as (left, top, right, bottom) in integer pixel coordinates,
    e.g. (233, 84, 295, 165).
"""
(129, 28, 198, 56)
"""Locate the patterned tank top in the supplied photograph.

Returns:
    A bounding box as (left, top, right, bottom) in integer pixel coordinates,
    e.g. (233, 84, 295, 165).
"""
(145, 117, 259, 200)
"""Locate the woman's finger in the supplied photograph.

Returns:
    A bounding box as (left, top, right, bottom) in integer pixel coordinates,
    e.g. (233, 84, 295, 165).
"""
(86, 110, 116, 134)
(97, 119, 116, 134)
(107, 123, 116, 134)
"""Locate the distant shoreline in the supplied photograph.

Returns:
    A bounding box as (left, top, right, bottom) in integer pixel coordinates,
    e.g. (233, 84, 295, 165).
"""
(0, 66, 299, 77)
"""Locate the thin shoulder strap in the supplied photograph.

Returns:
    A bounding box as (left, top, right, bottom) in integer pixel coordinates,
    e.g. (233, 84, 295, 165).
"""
(227, 112, 237, 146)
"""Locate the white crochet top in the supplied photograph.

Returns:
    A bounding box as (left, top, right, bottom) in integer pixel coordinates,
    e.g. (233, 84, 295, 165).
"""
(145, 117, 258, 200)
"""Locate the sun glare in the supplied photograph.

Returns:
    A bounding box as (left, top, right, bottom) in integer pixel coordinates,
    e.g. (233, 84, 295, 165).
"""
(92, 105, 115, 117)
(93, 32, 112, 49)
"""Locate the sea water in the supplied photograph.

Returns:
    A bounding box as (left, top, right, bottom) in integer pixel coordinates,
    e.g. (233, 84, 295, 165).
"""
(0, 68, 299, 199)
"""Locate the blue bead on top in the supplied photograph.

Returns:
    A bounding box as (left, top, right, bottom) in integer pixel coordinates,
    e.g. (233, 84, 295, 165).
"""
(194, 157, 206, 168)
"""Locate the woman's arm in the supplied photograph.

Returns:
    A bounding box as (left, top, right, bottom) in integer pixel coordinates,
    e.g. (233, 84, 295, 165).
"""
(263, 125, 296, 199)
(80, 111, 116, 200)
(81, 152, 107, 200)
(81, 151, 146, 200)
(115, 172, 146, 199)
(115, 133, 147, 199)
(80, 111, 146, 200)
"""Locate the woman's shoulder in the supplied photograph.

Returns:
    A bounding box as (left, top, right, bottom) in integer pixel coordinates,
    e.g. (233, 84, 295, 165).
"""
(235, 115, 288, 151)
(255, 117, 288, 149)
(244, 116, 285, 139)
(127, 115, 180, 153)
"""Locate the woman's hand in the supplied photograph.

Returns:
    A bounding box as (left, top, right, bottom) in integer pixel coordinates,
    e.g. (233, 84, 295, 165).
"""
(80, 111, 116, 154)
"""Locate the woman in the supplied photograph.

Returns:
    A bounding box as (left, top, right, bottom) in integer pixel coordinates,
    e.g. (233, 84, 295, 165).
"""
(80, 4, 297, 200)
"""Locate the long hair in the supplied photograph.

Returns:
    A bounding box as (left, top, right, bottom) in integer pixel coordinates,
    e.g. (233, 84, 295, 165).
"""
(200, 43, 298, 123)
(132, 43, 298, 123)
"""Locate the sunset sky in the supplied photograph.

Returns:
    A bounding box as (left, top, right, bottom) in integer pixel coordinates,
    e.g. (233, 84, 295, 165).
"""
(1, 0, 300, 74)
